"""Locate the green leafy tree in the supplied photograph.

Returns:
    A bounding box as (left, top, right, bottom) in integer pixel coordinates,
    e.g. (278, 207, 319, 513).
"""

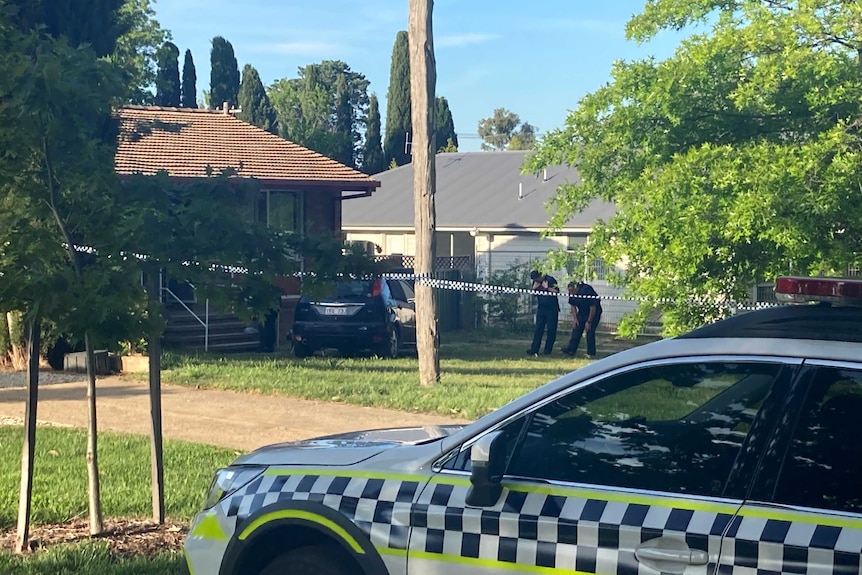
(238, 64, 277, 133)
(383, 30, 411, 166)
(181, 48, 197, 108)
(477, 108, 536, 151)
(268, 60, 369, 165)
(526, 0, 862, 336)
(438, 138, 458, 153)
(210, 35, 240, 109)
(435, 96, 457, 152)
(109, 0, 170, 104)
(334, 73, 354, 166)
(155, 41, 180, 106)
(362, 93, 386, 174)
(508, 122, 536, 150)
(6, 0, 126, 57)
(1, 2, 138, 541)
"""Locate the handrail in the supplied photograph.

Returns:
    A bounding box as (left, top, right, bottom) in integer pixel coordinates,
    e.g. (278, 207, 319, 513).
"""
(162, 287, 209, 352)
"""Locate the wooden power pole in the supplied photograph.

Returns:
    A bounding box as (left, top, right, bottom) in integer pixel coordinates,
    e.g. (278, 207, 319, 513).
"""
(408, 0, 441, 386)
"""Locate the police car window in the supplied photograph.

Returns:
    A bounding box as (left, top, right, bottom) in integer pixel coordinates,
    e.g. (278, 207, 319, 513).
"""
(772, 366, 862, 514)
(505, 362, 781, 497)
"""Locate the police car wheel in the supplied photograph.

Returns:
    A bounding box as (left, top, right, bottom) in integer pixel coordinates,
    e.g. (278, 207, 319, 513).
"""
(259, 544, 350, 575)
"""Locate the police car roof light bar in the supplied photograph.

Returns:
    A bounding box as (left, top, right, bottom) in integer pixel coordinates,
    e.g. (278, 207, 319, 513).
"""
(774, 276, 862, 306)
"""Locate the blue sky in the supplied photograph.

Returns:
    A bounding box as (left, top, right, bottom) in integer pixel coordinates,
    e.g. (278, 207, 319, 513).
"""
(154, 0, 686, 152)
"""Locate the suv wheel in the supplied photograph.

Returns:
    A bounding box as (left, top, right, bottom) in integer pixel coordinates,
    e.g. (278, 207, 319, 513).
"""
(293, 343, 313, 358)
(377, 328, 399, 359)
(260, 544, 350, 575)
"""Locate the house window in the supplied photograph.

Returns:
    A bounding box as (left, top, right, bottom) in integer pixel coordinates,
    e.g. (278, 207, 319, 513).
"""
(255, 191, 302, 233)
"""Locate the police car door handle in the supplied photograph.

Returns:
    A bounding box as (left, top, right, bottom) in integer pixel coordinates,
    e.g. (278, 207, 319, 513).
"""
(636, 546, 709, 565)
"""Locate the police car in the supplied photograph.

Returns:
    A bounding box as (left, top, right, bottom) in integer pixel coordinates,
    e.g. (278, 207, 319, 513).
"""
(183, 276, 862, 575)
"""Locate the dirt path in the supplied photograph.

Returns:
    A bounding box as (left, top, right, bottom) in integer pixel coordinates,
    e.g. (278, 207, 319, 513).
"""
(0, 375, 469, 451)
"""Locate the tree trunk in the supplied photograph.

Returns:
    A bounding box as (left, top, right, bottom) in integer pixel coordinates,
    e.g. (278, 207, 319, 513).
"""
(408, 0, 441, 386)
(147, 272, 165, 523)
(15, 317, 40, 553)
(42, 135, 104, 535)
(84, 332, 103, 535)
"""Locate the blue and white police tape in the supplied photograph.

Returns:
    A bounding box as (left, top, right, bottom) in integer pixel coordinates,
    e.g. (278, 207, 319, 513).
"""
(290, 271, 782, 309)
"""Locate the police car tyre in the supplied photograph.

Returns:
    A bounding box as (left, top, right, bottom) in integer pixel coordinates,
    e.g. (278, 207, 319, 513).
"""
(293, 343, 312, 358)
(258, 544, 350, 575)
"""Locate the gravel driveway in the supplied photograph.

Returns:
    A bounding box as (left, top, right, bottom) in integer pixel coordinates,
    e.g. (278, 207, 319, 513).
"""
(0, 369, 86, 389)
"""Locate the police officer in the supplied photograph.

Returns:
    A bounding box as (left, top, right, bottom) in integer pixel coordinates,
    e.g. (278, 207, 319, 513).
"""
(561, 280, 602, 358)
(526, 270, 560, 356)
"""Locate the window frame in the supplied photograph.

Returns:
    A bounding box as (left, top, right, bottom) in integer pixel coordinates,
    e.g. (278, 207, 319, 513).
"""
(254, 189, 304, 235)
(748, 358, 862, 515)
(435, 355, 802, 499)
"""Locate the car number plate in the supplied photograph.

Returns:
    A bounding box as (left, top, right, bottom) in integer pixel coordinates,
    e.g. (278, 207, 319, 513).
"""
(324, 307, 349, 316)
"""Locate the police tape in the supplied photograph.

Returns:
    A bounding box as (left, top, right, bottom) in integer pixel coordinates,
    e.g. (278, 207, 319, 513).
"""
(294, 271, 782, 310)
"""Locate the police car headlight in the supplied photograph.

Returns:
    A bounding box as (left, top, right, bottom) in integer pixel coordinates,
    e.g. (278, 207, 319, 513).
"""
(203, 466, 265, 510)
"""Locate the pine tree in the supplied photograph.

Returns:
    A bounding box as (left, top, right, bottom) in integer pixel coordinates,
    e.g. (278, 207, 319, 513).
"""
(362, 93, 385, 174)
(334, 73, 354, 166)
(383, 30, 411, 166)
(435, 96, 457, 152)
(181, 49, 197, 108)
(238, 64, 277, 133)
(209, 36, 240, 110)
(154, 41, 180, 107)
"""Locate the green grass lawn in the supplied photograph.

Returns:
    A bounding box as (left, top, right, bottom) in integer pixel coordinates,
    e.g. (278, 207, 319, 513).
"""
(139, 331, 647, 420)
(0, 425, 237, 573)
(0, 542, 180, 575)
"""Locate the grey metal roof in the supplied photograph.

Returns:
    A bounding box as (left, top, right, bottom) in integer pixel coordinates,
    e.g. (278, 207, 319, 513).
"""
(341, 151, 615, 231)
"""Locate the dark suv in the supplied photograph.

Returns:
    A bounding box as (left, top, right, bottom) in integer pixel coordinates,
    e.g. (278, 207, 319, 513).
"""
(289, 276, 416, 358)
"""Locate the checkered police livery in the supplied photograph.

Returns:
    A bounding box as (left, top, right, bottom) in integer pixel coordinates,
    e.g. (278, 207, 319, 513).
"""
(206, 466, 862, 575)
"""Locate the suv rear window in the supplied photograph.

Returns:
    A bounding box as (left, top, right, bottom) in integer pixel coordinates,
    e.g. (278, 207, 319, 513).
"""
(322, 280, 377, 300)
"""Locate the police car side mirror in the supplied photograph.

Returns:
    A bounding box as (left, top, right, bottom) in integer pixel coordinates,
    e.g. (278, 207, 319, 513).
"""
(465, 430, 505, 507)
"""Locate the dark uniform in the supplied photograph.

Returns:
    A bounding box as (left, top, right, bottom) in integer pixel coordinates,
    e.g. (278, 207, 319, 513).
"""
(562, 281, 602, 357)
(527, 271, 559, 355)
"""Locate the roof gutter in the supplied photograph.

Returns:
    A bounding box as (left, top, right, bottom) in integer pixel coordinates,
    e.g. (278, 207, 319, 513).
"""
(341, 225, 594, 234)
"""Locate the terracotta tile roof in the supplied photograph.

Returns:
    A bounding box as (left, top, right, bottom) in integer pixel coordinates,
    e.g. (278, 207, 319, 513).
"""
(115, 106, 379, 190)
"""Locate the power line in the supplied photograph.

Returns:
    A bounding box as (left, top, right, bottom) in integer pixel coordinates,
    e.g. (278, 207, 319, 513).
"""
(454, 132, 545, 140)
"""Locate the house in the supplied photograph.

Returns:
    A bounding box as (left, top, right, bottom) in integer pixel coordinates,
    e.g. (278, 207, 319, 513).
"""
(342, 150, 635, 328)
(115, 105, 380, 350)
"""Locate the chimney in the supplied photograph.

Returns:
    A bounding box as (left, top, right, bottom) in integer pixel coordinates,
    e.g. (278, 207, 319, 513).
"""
(518, 182, 523, 200)
(222, 101, 229, 114)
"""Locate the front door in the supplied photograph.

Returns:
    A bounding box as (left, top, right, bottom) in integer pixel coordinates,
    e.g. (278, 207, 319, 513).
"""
(407, 359, 796, 575)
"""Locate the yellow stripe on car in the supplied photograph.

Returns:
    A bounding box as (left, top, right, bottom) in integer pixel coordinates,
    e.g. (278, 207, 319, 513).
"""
(189, 513, 228, 541)
(238, 509, 365, 554)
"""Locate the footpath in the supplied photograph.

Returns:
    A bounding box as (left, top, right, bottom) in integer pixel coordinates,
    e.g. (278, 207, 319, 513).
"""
(0, 374, 469, 451)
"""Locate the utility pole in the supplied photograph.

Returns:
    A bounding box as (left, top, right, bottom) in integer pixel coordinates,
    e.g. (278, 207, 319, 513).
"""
(408, 0, 441, 386)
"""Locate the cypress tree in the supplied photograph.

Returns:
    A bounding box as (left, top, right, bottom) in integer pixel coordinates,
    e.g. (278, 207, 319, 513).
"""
(383, 30, 411, 166)
(154, 41, 180, 107)
(181, 49, 197, 108)
(209, 36, 240, 110)
(435, 96, 457, 152)
(238, 64, 277, 134)
(334, 73, 354, 166)
(362, 93, 385, 174)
